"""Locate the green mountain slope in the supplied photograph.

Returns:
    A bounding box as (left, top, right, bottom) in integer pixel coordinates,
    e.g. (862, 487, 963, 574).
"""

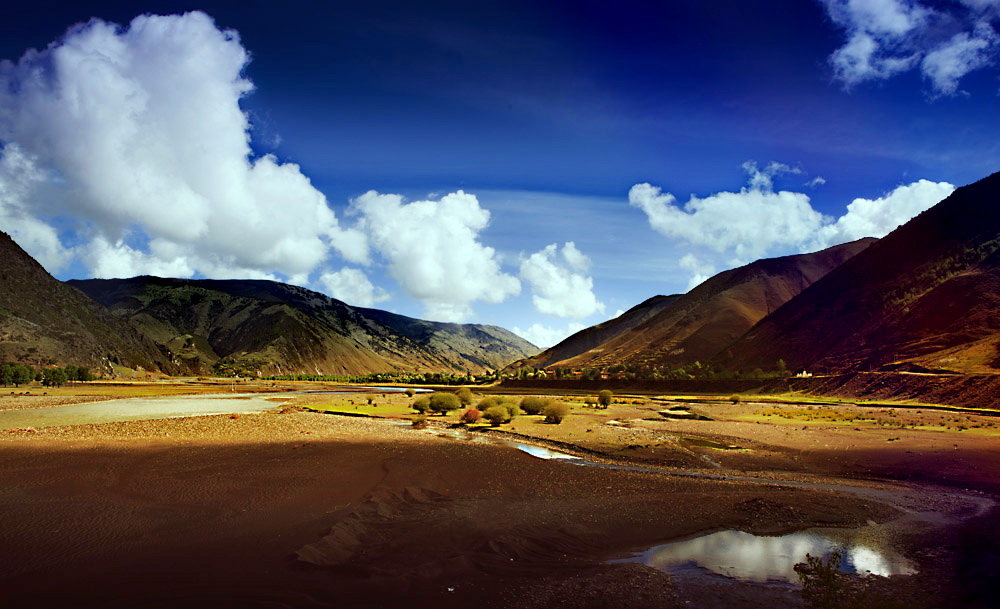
(70, 277, 538, 376)
(0, 232, 172, 373)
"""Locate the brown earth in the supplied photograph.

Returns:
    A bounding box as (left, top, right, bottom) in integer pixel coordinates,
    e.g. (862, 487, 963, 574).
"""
(0, 389, 996, 609)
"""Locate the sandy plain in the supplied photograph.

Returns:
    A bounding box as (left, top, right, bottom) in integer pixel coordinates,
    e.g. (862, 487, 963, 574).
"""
(0, 382, 997, 609)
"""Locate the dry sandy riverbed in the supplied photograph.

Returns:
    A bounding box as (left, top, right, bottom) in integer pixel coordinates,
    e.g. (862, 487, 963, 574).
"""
(0, 386, 997, 608)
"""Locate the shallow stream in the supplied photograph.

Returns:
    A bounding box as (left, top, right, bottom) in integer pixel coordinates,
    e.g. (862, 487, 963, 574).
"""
(0, 393, 281, 429)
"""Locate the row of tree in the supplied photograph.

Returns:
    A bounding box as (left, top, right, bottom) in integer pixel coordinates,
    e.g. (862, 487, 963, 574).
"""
(507, 360, 791, 381)
(0, 363, 94, 387)
(264, 370, 497, 385)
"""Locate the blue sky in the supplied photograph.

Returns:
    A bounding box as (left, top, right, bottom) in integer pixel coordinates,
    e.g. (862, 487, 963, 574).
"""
(0, 1, 997, 347)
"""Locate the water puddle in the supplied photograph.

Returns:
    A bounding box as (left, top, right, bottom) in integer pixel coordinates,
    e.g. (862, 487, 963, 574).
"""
(509, 442, 587, 461)
(616, 528, 916, 584)
(0, 394, 281, 429)
(306, 386, 432, 395)
(507, 442, 662, 473)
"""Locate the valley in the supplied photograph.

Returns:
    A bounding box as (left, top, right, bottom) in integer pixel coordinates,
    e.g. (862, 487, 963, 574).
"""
(1, 173, 999, 608)
(1, 379, 997, 608)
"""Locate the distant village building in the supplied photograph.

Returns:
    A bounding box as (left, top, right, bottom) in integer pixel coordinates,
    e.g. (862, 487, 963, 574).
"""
(794, 370, 813, 378)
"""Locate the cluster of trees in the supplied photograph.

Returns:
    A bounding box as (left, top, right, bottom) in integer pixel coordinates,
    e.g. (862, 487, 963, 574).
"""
(506, 360, 791, 382)
(0, 363, 94, 387)
(264, 370, 497, 385)
(411, 389, 572, 425)
(0, 363, 36, 386)
(213, 357, 268, 378)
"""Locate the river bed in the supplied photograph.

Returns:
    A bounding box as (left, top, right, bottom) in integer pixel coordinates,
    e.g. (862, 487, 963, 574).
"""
(0, 393, 282, 429)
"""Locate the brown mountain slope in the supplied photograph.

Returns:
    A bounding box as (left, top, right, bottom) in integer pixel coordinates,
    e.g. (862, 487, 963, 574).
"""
(70, 277, 538, 376)
(535, 239, 874, 370)
(516, 295, 681, 370)
(721, 172, 1000, 374)
(0, 232, 172, 373)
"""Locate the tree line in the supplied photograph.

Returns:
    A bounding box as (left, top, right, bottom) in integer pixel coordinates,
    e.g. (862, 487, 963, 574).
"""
(506, 359, 792, 381)
(263, 370, 497, 385)
(0, 363, 95, 387)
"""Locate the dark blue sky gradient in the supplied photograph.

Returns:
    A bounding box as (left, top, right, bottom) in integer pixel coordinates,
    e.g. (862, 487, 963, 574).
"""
(3, 1, 994, 202)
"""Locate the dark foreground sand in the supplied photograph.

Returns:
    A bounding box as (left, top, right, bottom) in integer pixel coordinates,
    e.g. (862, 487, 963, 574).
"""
(0, 410, 995, 609)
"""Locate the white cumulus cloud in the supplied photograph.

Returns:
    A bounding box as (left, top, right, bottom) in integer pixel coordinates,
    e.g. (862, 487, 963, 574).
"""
(512, 322, 588, 350)
(631, 162, 954, 289)
(678, 254, 715, 291)
(350, 190, 520, 322)
(0, 144, 73, 271)
(319, 267, 389, 308)
(811, 178, 954, 248)
(0, 12, 367, 280)
(520, 241, 604, 319)
(629, 162, 825, 263)
(819, 0, 1000, 95)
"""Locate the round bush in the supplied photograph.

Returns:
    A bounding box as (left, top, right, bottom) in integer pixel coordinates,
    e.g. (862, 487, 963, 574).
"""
(412, 396, 431, 414)
(597, 390, 613, 408)
(543, 402, 570, 424)
(454, 387, 474, 406)
(520, 396, 548, 415)
(460, 408, 483, 424)
(483, 405, 510, 426)
(429, 392, 462, 415)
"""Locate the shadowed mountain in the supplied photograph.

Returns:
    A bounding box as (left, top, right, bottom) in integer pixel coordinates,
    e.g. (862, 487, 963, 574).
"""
(0, 232, 173, 373)
(516, 239, 874, 371)
(721, 172, 1000, 374)
(70, 277, 538, 376)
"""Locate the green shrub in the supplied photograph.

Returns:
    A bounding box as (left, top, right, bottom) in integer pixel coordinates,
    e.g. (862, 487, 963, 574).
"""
(543, 402, 570, 424)
(365, 393, 376, 405)
(429, 392, 462, 415)
(405, 388, 416, 398)
(729, 394, 741, 404)
(412, 415, 429, 430)
(483, 405, 510, 426)
(412, 396, 432, 414)
(520, 396, 548, 415)
(454, 387, 474, 406)
(597, 390, 613, 408)
(460, 408, 483, 424)
(477, 395, 516, 411)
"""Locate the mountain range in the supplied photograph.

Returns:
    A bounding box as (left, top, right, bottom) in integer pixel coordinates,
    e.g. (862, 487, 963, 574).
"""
(720, 172, 1000, 375)
(514, 171, 1000, 377)
(0, 232, 538, 377)
(70, 277, 538, 376)
(517, 239, 874, 372)
(3, 170, 998, 381)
